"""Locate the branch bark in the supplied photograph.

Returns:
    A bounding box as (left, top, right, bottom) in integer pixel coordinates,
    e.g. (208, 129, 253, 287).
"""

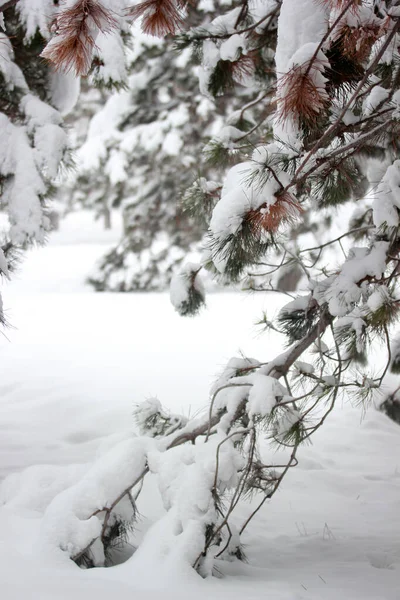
(286, 16, 400, 193)
(0, 0, 19, 11)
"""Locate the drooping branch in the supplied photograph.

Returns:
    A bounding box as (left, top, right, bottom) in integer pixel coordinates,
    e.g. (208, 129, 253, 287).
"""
(72, 301, 335, 563)
(38, 0, 400, 575)
(269, 308, 334, 378)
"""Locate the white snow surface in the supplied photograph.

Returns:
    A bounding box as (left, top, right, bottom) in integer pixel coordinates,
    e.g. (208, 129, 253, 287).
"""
(16, 0, 55, 40)
(0, 33, 27, 91)
(50, 71, 81, 116)
(0, 113, 47, 244)
(219, 34, 246, 61)
(317, 242, 389, 317)
(91, 30, 128, 86)
(247, 374, 287, 418)
(373, 160, 400, 228)
(275, 0, 327, 76)
(0, 213, 400, 598)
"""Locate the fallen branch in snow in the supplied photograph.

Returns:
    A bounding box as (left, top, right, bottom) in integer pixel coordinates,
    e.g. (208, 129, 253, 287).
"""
(33, 0, 400, 579)
(61, 221, 400, 570)
(65, 303, 336, 568)
(71, 465, 149, 564)
(55, 251, 397, 571)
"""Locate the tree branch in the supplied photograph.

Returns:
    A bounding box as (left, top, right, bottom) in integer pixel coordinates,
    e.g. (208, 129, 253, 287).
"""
(269, 309, 334, 378)
(0, 0, 19, 11)
(287, 16, 400, 192)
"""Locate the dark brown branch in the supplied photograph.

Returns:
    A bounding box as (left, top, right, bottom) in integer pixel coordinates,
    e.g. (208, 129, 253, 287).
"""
(287, 16, 400, 193)
(270, 309, 334, 378)
(185, 4, 280, 42)
(0, 0, 19, 11)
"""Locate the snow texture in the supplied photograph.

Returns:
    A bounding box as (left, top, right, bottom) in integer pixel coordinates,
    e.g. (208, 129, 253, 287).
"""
(317, 242, 389, 317)
(367, 285, 390, 312)
(142, 434, 243, 576)
(17, 0, 55, 40)
(0, 218, 400, 597)
(41, 436, 150, 558)
(50, 71, 81, 116)
(247, 374, 287, 418)
(0, 8, 69, 249)
(91, 31, 128, 86)
(0, 33, 27, 91)
(274, 0, 328, 146)
(280, 294, 311, 314)
(363, 85, 390, 116)
(373, 161, 400, 228)
(275, 0, 327, 75)
(0, 113, 47, 244)
(294, 361, 314, 375)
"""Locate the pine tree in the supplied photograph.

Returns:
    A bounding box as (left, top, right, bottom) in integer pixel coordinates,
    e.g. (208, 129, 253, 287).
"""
(69, 16, 215, 291)
(0, 0, 132, 316)
(5, 0, 400, 579)
(36, 78, 109, 232)
(0, 1, 72, 323)
(61, 78, 113, 228)
(68, 0, 272, 292)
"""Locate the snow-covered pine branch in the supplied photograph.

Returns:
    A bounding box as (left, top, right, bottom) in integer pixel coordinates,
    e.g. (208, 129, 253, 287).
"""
(67, 1, 274, 291)
(4, 0, 400, 583)
(0, 0, 136, 319)
(159, 0, 400, 568)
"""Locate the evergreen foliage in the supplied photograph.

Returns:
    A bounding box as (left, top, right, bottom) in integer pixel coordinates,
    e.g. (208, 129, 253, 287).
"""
(170, 262, 205, 315)
(67, 0, 276, 292)
(277, 298, 320, 344)
(379, 391, 400, 424)
(68, 13, 221, 291)
(5, 0, 400, 582)
(0, 0, 133, 320)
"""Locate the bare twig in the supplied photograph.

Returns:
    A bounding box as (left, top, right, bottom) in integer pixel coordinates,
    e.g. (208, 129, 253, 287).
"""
(239, 444, 298, 535)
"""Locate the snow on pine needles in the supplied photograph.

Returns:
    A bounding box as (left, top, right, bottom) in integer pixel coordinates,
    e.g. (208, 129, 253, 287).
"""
(0, 214, 400, 599)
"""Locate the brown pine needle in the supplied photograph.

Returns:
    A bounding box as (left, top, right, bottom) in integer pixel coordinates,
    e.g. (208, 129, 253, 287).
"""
(41, 0, 118, 75)
(247, 192, 303, 235)
(277, 62, 329, 127)
(127, 0, 186, 37)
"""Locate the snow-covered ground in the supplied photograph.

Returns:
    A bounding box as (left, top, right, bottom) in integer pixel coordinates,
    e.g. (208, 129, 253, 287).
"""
(1, 213, 400, 599)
